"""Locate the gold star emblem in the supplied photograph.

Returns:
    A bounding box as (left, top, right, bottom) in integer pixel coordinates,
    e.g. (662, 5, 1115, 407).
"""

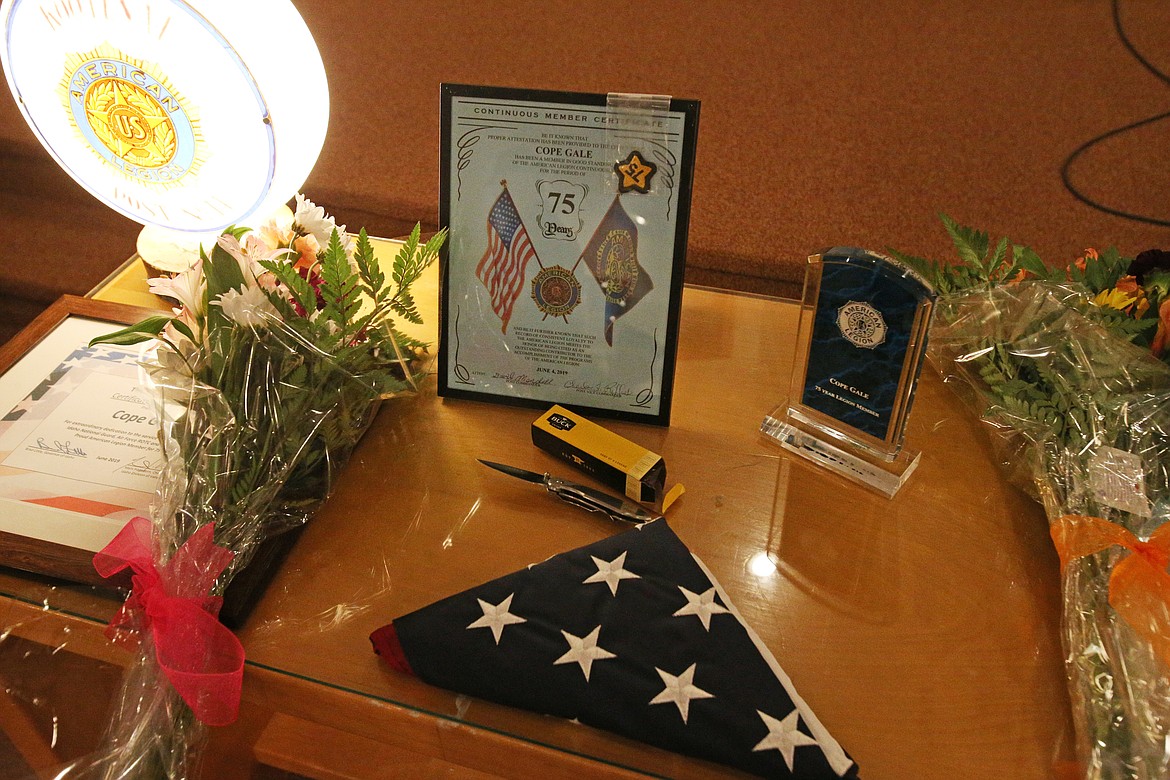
(86, 78, 177, 167)
(614, 150, 656, 194)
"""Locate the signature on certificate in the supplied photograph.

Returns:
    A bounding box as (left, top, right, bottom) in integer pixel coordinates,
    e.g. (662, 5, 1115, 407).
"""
(32, 438, 87, 457)
(117, 456, 163, 476)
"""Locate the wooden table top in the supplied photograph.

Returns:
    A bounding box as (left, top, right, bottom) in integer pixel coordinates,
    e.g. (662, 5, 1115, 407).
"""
(0, 241, 1076, 778)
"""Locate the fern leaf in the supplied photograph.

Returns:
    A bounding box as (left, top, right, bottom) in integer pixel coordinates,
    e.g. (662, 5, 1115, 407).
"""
(988, 235, 1008, 279)
(885, 248, 947, 290)
(353, 229, 384, 296)
(392, 224, 422, 290)
(318, 229, 362, 331)
(941, 213, 990, 273)
(260, 259, 317, 315)
(391, 289, 423, 325)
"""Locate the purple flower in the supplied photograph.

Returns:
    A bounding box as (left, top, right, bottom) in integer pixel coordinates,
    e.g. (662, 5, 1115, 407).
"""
(1126, 249, 1170, 284)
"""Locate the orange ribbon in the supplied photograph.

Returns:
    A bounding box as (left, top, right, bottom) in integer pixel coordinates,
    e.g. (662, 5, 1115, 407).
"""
(1050, 514, 1170, 669)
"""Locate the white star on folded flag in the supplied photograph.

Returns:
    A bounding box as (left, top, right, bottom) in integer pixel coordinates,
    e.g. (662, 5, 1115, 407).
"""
(372, 519, 858, 779)
(649, 662, 715, 723)
(754, 710, 822, 772)
(582, 551, 641, 595)
(466, 593, 526, 644)
(673, 585, 731, 630)
(554, 626, 617, 681)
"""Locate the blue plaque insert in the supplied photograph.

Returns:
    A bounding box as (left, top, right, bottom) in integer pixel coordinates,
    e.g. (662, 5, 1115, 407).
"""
(762, 248, 935, 497)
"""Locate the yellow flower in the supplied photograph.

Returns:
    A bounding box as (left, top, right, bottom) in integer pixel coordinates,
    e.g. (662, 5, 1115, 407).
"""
(1093, 287, 1139, 312)
(1091, 275, 1149, 316)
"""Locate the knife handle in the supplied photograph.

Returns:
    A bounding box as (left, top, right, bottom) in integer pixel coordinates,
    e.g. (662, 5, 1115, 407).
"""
(546, 477, 661, 524)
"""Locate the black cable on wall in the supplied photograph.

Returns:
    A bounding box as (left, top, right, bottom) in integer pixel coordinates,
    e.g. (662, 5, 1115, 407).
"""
(1060, 0, 1170, 228)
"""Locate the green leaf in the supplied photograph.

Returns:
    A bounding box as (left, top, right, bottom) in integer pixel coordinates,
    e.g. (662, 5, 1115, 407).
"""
(1012, 245, 1049, 278)
(941, 213, 990, 273)
(1083, 255, 1109, 292)
(1144, 269, 1170, 301)
(170, 318, 196, 343)
(89, 315, 173, 347)
(987, 235, 1008, 278)
(318, 228, 362, 333)
(203, 239, 247, 299)
(260, 258, 317, 316)
(353, 229, 384, 297)
(1097, 247, 1131, 287)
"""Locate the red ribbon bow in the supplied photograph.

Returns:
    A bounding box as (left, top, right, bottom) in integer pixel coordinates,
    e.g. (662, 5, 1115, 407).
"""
(94, 516, 245, 726)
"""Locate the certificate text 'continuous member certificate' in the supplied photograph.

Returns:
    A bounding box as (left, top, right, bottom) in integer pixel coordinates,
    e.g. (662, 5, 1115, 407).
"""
(439, 85, 699, 425)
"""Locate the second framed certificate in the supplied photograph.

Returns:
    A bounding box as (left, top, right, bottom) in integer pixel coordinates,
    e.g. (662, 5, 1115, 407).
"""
(438, 84, 699, 425)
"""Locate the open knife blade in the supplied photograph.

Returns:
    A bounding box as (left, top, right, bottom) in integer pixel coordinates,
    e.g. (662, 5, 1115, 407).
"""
(478, 459, 662, 525)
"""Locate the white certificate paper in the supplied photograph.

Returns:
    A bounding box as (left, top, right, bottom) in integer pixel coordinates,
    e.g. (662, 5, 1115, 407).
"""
(439, 85, 699, 425)
(3, 371, 161, 492)
(0, 335, 158, 553)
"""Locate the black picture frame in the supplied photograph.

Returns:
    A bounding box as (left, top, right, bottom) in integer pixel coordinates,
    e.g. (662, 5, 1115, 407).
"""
(437, 84, 699, 426)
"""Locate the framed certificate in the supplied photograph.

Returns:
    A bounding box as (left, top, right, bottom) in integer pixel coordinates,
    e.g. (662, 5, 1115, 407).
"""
(438, 84, 700, 425)
(0, 295, 164, 586)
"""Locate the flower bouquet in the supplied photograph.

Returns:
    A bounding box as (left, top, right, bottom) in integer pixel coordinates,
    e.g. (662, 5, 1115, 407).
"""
(891, 217, 1170, 779)
(71, 196, 444, 779)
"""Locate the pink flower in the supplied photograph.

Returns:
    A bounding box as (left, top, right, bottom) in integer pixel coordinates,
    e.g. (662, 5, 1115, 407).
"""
(217, 234, 291, 288)
(292, 234, 322, 271)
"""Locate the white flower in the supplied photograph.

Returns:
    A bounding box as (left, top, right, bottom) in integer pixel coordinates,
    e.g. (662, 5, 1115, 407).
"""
(293, 193, 351, 253)
(258, 207, 296, 248)
(147, 259, 206, 317)
(215, 286, 280, 328)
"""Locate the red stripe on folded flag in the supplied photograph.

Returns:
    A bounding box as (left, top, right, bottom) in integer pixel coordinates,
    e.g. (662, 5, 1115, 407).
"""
(369, 623, 415, 675)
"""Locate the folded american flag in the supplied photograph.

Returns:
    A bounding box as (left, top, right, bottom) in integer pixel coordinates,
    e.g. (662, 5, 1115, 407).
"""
(370, 519, 858, 778)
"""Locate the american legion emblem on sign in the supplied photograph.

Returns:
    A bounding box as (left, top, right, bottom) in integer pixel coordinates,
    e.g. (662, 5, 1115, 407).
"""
(62, 47, 201, 184)
(531, 265, 583, 321)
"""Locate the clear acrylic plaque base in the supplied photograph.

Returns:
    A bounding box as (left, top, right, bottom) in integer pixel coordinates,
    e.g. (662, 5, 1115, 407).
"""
(761, 404, 921, 498)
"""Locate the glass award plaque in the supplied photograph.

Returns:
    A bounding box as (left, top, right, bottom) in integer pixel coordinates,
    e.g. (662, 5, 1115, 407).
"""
(761, 247, 935, 497)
